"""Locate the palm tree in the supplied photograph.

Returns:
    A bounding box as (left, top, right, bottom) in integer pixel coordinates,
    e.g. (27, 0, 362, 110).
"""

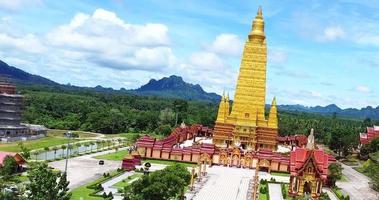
(107, 140, 111, 150)
(61, 145, 67, 158)
(96, 140, 101, 152)
(33, 151, 39, 161)
(44, 147, 50, 160)
(52, 146, 58, 160)
(89, 141, 95, 152)
(68, 144, 74, 157)
(75, 143, 82, 154)
(84, 143, 90, 153)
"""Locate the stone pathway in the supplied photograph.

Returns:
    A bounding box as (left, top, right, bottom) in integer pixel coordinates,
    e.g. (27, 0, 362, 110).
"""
(268, 183, 283, 200)
(336, 163, 379, 200)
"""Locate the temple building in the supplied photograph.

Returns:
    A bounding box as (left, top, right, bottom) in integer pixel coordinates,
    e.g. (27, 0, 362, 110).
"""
(0, 79, 47, 142)
(288, 129, 329, 199)
(0, 80, 28, 139)
(359, 126, 379, 145)
(213, 7, 278, 151)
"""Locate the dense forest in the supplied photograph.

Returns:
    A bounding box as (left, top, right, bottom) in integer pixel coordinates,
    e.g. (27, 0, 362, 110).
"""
(20, 85, 378, 152)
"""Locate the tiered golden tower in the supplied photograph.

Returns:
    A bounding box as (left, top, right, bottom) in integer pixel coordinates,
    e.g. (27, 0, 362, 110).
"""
(213, 7, 278, 151)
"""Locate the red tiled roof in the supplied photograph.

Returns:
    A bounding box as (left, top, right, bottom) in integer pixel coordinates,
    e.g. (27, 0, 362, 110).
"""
(360, 126, 379, 145)
(290, 148, 329, 179)
(0, 152, 25, 166)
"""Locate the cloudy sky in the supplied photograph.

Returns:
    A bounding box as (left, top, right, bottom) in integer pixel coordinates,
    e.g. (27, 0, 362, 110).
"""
(0, 0, 378, 108)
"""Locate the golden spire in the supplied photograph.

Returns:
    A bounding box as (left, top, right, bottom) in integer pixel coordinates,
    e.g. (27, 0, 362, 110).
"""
(216, 91, 227, 123)
(268, 97, 278, 128)
(225, 92, 230, 116)
(249, 6, 265, 40)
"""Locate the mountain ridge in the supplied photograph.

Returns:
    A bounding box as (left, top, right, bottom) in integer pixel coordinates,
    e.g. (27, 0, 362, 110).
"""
(1, 59, 378, 119)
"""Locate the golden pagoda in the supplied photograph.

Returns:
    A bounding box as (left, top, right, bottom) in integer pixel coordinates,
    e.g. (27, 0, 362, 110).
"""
(213, 7, 278, 151)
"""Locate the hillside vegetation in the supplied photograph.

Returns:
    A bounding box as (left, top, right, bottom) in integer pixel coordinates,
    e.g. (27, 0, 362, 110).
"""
(19, 85, 378, 154)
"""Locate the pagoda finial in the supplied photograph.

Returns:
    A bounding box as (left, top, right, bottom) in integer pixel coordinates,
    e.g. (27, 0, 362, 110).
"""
(257, 6, 263, 17)
(249, 6, 265, 40)
(226, 92, 230, 101)
(306, 128, 315, 150)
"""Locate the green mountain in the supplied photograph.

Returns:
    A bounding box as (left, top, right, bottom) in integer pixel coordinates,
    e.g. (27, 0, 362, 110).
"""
(130, 75, 221, 102)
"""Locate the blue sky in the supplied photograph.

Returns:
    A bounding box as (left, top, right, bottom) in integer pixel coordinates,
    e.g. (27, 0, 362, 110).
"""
(0, 0, 378, 108)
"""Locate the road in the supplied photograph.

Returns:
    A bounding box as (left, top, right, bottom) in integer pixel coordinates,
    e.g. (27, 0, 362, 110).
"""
(49, 148, 128, 189)
(336, 163, 378, 200)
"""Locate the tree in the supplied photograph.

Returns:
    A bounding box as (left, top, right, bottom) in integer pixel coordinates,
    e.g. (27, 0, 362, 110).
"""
(32, 151, 40, 161)
(329, 127, 357, 158)
(61, 145, 67, 158)
(75, 143, 82, 154)
(154, 124, 172, 136)
(27, 162, 71, 200)
(18, 142, 30, 160)
(125, 164, 190, 200)
(52, 146, 59, 160)
(0, 156, 18, 180)
(326, 163, 343, 187)
(89, 141, 95, 152)
(359, 144, 371, 160)
(44, 147, 50, 160)
(159, 108, 175, 125)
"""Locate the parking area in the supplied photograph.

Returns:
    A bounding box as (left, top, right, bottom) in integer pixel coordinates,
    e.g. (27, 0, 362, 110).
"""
(49, 149, 124, 189)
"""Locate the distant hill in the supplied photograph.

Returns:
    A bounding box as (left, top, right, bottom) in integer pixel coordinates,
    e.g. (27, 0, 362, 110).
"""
(1, 59, 378, 119)
(0, 60, 59, 86)
(130, 75, 221, 102)
(277, 104, 379, 120)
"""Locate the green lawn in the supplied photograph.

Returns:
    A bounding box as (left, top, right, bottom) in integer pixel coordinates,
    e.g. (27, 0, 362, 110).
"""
(113, 173, 143, 189)
(0, 136, 70, 152)
(258, 184, 269, 200)
(0, 129, 101, 152)
(93, 150, 129, 160)
(142, 159, 196, 167)
(71, 171, 124, 200)
(271, 172, 290, 177)
(70, 184, 103, 200)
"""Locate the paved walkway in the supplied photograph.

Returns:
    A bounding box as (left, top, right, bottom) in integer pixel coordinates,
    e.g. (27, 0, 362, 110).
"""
(268, 183, 283, 200)
(49, 147, 129, 189)
(101, 164, 167, 200)
(189, 166, 253, 200)
(336, 163, 379, 200)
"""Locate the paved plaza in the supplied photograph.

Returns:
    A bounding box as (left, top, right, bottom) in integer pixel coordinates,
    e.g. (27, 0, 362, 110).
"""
(337, 163, 379, 200)
(49, 148, 127, 189)
(188, 166, 255, 200)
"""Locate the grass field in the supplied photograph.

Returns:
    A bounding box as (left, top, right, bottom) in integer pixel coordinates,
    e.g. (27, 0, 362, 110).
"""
(142, 159, 196, 167)
(93, 150, 129, 160)
(71, 171, 123, 200)
(113, 173, 143, 189)
(0, 136, 70, 152)
(0, 129, 99, 152)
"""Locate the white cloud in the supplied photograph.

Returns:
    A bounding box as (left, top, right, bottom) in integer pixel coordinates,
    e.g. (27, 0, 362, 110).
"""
(43, 8, 173, 71)
(0, 0, 41, 11)
(207, 33, 243, 57)
(319, 26, 345, 41)
(355, 85, 370, 93)
(0, 33, 46, 53)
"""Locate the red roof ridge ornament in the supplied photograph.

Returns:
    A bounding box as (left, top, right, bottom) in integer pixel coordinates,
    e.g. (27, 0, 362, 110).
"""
(306, 128, 315, 150)
(180, 121, 186, 129)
